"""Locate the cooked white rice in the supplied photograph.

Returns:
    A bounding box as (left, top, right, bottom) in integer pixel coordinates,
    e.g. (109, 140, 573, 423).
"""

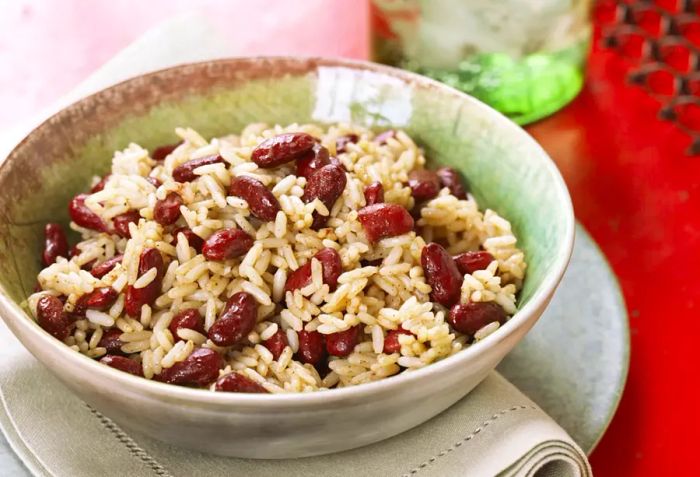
(29, 123, 526, 393)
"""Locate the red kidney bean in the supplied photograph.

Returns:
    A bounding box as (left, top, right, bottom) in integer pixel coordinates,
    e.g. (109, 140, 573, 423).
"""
(90, 174, 111, 193)
(284, 263, 312, 293)
(363, 181, 384, 206)
(436, 167, 468, 200)
(90, 254, 123, 278)
(100, 355, 143, 377)
(202, 228, 254, 261)
(112, 210, 140, 238)
(172, 155, 224, 182)
(42, 223, 69, 266)
(138, 249, 163, 276)
(208, 292, 258, 347)
(69, 194, 107, 232)
(145, 176, 162, 188)
(358, 203, 414, 243)
(326, 326, 359, 357)
(124, 248, 165, 316)
(448, 301, 507, 337)
(284, 247, 342, 293)
(335, 133, 359, 153)
(229, 176, 281, 222)
(169, 309, 205, 342)
(153, 192, 183, 225)
(155, 348, 223, 387)
(252, 132, 316, 168)
(383, 328, 413, 354)
(421, 242, 463, 306)
(36, 295, 72, 340)
(171, 227, 204, 253)
(215, 372, 268, 393)
(408, 169, 441, 201)
(454, 251, 495, 275)
(263, 330, 288, 360)
(74, 287, 118, 316)
(297, 330, 326, 365)
(295, 143, 330, 179)
(315, 247, 342, 291)
(374, 130, 396, 145)
(151, 142, 181, 161)
(302, 164, 347, 229)
(98, 328, 125, 355)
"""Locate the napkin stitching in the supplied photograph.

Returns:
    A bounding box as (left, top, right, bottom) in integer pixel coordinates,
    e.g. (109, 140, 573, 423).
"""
(402, 405, 537, 476)
(86, 405, 174, 477)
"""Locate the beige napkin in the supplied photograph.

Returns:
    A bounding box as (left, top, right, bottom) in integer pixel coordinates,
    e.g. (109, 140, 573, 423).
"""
(0, 14, 591, 477)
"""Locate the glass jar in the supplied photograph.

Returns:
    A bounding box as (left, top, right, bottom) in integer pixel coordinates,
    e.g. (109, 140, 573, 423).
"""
(371, 0, 593, 125)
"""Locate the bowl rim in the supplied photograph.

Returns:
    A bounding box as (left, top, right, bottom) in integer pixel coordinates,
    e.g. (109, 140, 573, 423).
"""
(0, 55, 575, 407)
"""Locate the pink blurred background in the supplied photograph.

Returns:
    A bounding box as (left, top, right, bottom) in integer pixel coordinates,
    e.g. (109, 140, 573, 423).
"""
(0, 0, 370, 130)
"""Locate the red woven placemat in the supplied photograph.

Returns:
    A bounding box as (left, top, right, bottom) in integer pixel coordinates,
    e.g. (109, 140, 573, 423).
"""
(598, 0, 700, 153)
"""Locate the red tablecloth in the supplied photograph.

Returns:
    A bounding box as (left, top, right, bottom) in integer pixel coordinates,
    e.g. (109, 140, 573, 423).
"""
(0, 2, 693, 475)
(528, 41, 699, 476)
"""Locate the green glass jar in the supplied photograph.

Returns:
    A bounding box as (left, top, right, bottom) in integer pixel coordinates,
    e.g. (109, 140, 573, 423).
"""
(372, 0, 592, 125)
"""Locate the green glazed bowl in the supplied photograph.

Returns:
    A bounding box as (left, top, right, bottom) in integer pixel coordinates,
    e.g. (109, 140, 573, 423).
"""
(0, 57, 574, 458)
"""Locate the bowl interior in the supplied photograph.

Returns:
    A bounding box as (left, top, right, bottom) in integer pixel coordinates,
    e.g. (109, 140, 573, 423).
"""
(0, 58, 571, 326)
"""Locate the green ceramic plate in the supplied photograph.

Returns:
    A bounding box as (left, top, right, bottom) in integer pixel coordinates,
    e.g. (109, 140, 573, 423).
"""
(499, 223, 629, 453)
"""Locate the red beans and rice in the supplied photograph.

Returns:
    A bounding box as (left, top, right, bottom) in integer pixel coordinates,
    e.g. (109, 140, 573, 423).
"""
(28, 124, 526, 393)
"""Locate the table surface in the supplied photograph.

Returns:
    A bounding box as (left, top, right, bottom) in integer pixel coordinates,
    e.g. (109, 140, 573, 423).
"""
(0, 1, 693, 475)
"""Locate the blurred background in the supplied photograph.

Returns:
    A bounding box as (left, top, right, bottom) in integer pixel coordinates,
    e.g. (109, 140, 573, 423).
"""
(0, 0, 369, 130)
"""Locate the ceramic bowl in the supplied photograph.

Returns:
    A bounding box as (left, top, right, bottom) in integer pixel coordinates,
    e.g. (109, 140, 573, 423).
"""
(0, 57, 574, 458)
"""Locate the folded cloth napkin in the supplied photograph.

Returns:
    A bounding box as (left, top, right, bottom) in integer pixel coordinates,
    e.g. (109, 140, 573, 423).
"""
(0, 13, 591, 477)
